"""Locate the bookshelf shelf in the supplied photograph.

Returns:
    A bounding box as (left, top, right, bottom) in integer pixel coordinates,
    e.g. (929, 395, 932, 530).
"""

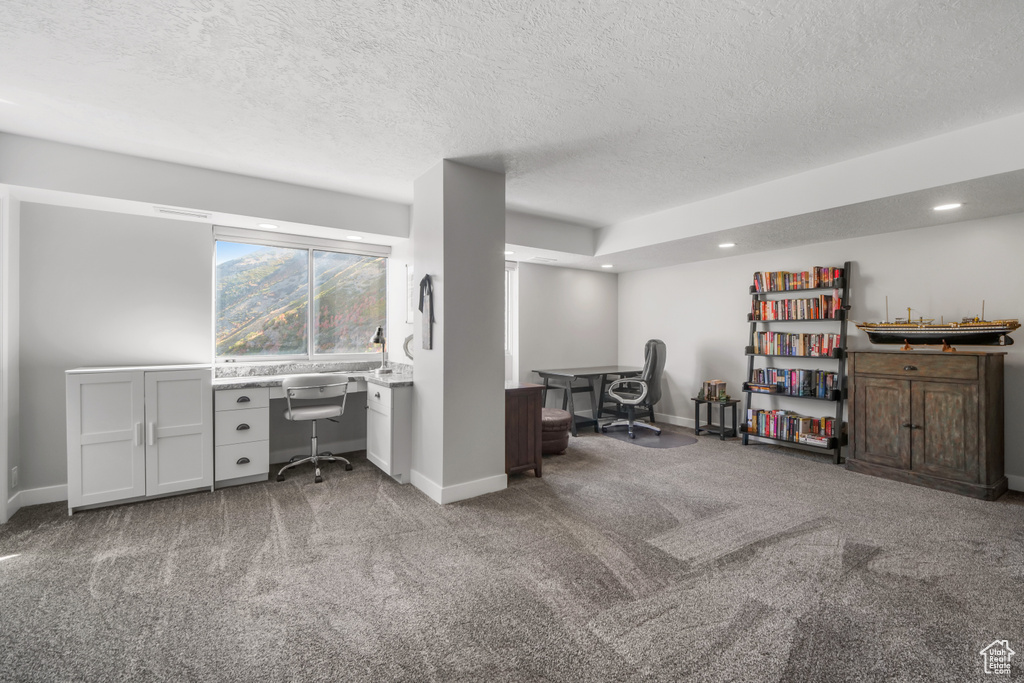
(742, 262, 852, 464)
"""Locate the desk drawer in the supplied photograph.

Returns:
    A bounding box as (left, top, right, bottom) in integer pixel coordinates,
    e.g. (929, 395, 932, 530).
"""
(854, 353, 977, 381)
(215, 441, 270, 481)
(215, 407, 270, 446)
(366, 384, 391, 415)
(215, 387, 269, 411)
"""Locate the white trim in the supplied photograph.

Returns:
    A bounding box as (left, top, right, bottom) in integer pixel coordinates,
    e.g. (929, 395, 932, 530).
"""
(14, 484, 67, 508)
(654, 412, 693, 429)
(1007, 474, 1023, 492)
(410, 469, 443, 503)
(0, 193, 7, 524)
(410, 470, 507, 504)
(215, 226, 392, 257)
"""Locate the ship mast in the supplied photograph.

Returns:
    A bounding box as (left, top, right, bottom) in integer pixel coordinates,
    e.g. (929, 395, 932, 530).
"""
(885, 296, 889, 323)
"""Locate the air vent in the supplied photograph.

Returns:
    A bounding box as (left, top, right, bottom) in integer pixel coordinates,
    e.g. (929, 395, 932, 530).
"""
(154, 206, 211, 220)
(528, 256, 558, 263)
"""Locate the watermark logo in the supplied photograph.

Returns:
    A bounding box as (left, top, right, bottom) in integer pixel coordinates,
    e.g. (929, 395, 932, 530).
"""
(980, 640, 1015, 675)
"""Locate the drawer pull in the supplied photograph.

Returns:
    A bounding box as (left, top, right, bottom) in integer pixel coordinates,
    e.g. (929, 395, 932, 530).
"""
(236, 396, 251, 403)
(236, 457, 250, 465)
(901, 423, 921, 430)
(374, 392, 381, 399)
(903, 365, 918, 371)
(236, 423, 250, 431)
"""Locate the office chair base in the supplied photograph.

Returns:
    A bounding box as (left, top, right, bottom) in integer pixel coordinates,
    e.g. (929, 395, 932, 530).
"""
(602, 419, 662, 439)
(276, 452, 352, 482)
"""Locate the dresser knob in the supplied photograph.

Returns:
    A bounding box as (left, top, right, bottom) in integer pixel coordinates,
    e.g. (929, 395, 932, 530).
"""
(903, 365, 918, 371)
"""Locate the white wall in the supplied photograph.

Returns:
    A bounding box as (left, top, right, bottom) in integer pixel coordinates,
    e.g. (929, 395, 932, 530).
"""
(518, 263, 618, 413)
(19, 203, 213, 492)
(618, 212, 1024, 487)
(0, 192, 19, 522)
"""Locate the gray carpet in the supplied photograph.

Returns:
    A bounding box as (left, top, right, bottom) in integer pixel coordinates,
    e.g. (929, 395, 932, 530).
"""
(2, 427, 1023, 682)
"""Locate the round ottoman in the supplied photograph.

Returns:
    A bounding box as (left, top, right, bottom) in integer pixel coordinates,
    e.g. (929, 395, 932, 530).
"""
(542, 408, 572, 455)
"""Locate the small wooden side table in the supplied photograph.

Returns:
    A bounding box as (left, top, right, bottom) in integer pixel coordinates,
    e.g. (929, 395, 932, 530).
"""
(505, 382, 543, 477)
(692, 397, 740, 440)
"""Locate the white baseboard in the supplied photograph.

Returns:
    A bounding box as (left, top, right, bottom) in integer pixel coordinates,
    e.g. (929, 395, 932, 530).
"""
(9, 484, 67, 514)
(410, 470, 507, 505)
(1007, 474, 1023, 493)
(654, 412, 693, 429)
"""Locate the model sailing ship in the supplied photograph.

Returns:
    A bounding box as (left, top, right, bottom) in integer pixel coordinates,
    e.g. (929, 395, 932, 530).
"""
(856, 301, 1020, 347)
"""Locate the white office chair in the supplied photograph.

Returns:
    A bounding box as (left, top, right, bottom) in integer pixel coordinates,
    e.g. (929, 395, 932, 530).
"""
(276, 374, 352, 483)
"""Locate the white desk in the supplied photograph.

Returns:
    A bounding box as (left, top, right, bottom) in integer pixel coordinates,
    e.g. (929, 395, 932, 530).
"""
(66, 365, 412, 514)
(212, 371, 413, 487)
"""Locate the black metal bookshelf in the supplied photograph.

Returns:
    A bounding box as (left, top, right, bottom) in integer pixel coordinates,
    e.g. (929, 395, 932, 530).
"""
(742, 261, 852, 464)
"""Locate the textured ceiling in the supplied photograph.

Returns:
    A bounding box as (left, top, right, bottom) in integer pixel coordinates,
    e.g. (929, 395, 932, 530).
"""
(1, 1, 1023, 228)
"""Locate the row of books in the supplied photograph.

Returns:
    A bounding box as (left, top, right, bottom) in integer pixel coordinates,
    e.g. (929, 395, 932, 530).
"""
(745, 409, 837, 446)
(751, 267, 844, 292)
(751, 294, 842, 321)
(748, 368, 839, 398)
(751, 332, 842, 357)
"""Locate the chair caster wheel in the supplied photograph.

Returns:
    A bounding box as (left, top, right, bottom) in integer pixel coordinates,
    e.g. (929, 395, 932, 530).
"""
(277, 475, 285, 482)
(601, 427, 607, 433)
(315, 476, 323, 483)
(345, 464, 353, 471)
(629, 433, 635, 439)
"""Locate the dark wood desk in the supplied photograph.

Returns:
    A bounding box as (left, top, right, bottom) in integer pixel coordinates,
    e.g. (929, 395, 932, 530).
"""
(532, 366, 642, 436)
(505, 382, 543, 477)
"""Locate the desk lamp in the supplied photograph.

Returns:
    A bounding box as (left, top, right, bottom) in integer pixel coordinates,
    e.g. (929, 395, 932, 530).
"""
(371, 326, 391, 375)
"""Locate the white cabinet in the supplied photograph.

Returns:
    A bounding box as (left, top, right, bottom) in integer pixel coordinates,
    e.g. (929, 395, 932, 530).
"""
(214, 387, 270, 486)
(66, 367, 212, 514)
(366, 383, 412, 483)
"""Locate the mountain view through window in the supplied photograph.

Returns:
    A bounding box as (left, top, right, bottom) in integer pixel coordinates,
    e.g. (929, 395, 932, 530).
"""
(216, 241, 386, 358)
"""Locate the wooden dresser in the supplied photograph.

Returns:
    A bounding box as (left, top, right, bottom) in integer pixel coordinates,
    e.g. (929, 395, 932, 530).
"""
(846, 350, 1006, 500)
(505, 382, 543, 477)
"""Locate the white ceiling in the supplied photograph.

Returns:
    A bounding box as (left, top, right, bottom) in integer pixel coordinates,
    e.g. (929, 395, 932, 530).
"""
(1, 1, 1024, 260)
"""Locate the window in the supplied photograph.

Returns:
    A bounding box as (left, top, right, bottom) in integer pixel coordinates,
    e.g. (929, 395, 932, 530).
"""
(215, 233, 387, 361)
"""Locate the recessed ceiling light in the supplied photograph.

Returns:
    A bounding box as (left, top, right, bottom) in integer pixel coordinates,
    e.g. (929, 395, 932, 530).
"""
(719, 242, 736, 248)
(346, 235, 364, 241)
(257, 223, 278, 230)
(504, 250, 514, 255)
(601, 264, 614, 269)
(934, 203, 962, 211)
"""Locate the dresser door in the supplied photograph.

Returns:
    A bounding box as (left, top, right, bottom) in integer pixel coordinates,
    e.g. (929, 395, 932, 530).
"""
(853, 377, 911, 469)
(67, 371, 146, 509)
(145, 369, 212, 496)
(911, 381, 979, 483)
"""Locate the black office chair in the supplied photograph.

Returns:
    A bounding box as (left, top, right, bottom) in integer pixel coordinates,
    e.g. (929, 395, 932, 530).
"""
(276, 374, 352, 483)
(601, 339, 666, 439)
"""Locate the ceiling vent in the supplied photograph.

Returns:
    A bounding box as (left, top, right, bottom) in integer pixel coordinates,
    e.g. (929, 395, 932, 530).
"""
(154, 206, 211, 220)
(527, 256, 558, 263)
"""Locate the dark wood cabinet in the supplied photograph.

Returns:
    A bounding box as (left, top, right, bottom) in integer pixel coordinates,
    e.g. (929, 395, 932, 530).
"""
(505, 382, 542, 477)
(847, 350, 1006, 500)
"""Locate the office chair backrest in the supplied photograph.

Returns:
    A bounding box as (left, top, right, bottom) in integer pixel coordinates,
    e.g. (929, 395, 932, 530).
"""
(282, 374, 350, 404)
(641, 339, 667, 406)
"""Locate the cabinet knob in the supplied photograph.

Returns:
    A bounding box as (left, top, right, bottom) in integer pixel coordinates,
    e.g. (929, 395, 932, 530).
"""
(903, 365, 918, 371)
(374, 392, 381, 399)
(236, 396, 250, 403)
(236, 457, 250, 465)
(236, 423, 250, 431)
(901, 423, 921, 430)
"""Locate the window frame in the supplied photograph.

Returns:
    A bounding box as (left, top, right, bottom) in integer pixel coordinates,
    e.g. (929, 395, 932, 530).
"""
(213, 227, 391, 364)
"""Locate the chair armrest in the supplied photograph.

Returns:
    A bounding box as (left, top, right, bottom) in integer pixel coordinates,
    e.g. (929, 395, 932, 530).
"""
(607, 378, 648, 405)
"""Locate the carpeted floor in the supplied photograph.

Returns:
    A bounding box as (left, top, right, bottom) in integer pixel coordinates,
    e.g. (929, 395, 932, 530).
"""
(1, 426, 1022, 682)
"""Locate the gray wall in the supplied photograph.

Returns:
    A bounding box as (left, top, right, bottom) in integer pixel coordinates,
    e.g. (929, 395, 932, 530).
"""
(518, 262, 619, 413)
(618, 212, 1024, 488)
(19, 203, 213, 490)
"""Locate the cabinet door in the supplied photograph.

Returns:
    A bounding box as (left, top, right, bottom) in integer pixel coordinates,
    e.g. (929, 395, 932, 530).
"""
(366, 403, 393, 474)
(145, 370, 213, 496)
(853, 377, 911, 469)
(67, 371, 146, 509)
(911, 381, 979, 483)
